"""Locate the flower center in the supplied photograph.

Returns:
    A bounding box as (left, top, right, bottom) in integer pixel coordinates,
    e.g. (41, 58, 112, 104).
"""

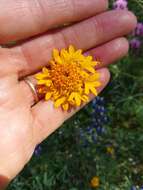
(50, 62, 83, 93)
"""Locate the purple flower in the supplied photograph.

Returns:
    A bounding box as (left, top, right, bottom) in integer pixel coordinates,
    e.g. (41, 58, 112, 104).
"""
(92, 96, 108, 129)
(131, 186, 137, 190)
(79, 97, 108, 147)
(130, 38, 141, 49)
(113, 0, 128, 10)
(135, 23, 143, 36)
(34, 145, 42, 156)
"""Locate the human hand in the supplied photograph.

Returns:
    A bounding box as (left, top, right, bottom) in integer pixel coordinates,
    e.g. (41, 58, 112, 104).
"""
(0, 0, 137, 188)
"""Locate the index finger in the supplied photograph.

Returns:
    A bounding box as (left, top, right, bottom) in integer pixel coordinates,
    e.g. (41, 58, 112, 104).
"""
(0, 0, 108, 43)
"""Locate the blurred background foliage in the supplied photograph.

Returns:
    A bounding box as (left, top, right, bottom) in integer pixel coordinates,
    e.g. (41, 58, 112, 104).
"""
(8, 0, 143, 189)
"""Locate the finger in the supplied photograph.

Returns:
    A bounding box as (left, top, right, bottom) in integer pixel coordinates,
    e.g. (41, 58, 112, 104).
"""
(31, 68, 110, 144)
(88, 37, 129, 69)
(0, 47, 24, 77)
(0, 0, 108, 43)
(12, 10, 137, 77)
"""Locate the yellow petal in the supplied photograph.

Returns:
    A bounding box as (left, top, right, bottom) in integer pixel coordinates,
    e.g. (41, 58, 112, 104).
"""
(53, 91, 60, 99)
(55, 56, 63, 64)
(84, 66, 95, 73)
(68, 92, 75, 102)
(52, 49, 63, 64)
(86, 56, 92, 61)
(80, 71, 89, 78)
(42, 67, 49, 74)
(88, 73, 100, 81)
(80, 61, 95, 73)
(81, 95, 89, 102)
(37, 80, 47, 85)
(61, 49, 68, 58)
(53, 49, 63, 64)
(69, 45, 75, 54)
(45, 80, 52, 86)
(62, 103, 69, 111)
(53, 49, 59, 59)
(45, 92, 52, 100)
(85, 84, 90, 94)
(90, 87, 98, 96)
(74, 93, 81, 106)
(74, 49, 82, 57)
(85, 82, 98, 95)
(49, 60, 55, 65)
(68, 92, 78, 102)
(90, 61, 99, 66)
(54, 97, 66, 108)
(68, 92, 81, 106)
(35, 73, 46, 80)
(92, 81, 101, 87)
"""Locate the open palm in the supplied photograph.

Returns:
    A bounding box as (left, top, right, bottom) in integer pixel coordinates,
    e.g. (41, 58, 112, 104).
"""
(0, 0, 137, 187)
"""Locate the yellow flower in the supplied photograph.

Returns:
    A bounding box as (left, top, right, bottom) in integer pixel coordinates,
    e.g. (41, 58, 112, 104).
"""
(90, 176, 100, 188)
(35, 45, 101, 111)
(107, 146, 115, 155)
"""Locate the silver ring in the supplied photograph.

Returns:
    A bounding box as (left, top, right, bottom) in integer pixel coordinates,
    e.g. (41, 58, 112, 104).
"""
(24, 78, 39, 104)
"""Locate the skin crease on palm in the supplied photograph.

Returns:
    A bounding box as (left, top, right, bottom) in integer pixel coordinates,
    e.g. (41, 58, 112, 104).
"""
(0, 0, 137, 188)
